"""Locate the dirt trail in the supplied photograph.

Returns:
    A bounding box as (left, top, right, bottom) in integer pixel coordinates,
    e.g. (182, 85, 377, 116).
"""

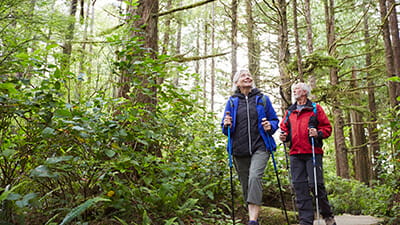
(313, 214, 383, 225)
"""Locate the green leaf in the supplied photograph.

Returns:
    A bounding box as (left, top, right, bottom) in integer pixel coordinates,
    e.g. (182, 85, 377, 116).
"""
(30, 165, 57, 178)
(6, 193, 21, 201)
(72, 126, 85, 131)
(54, 109, 72, 118)
(0, 83, 18, 94)
(386, 76, 400, 82)
(16, 193, 37, 208)
(42, 127, 55, 137)
(164, 217, 178, 225)
(59, 197, 110, 225)
(0, 182, 27, 201)
(46, 43, 59, 50)
(142, 210, 151, 225)
(105, 149, 116, 158)
(45, 156, 73, 164)
(2, 149, 16, 158)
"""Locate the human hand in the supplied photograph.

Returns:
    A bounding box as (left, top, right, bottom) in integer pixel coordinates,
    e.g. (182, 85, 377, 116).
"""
(279, 131, 287, 142)
(261, 118, 271, 131)
(224, 112, 232, 127)
(308, 128, 318, 137)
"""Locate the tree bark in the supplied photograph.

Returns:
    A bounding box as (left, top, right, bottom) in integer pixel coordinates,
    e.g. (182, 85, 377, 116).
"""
(211, 1, 215, 112)
(203, 19, 208, 105)
(378, 0, 398, 108)
(350, 68, 370, 184)
(231, 0, 238, 81)
(277, 0, 291, 111)
(246, 0, 260, 86)
(173, 2, 182, 87)
(324, 0, 349, 178)
(293, 0, 303, 81)
(388, 0, 400, 102)
(62, 0, 78, 103)
(363, 5, 381, 180)
(161, 0, 172, 56)
(304, 0, 316, 89)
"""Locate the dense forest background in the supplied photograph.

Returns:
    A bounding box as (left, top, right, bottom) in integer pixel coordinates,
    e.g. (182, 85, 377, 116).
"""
(0, 0, 399, 224)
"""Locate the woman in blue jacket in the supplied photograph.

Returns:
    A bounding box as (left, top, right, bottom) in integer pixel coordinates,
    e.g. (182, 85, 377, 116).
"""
(222, 69, 279, 225)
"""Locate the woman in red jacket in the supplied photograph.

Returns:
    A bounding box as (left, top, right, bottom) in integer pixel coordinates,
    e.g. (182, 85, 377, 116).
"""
(279, 83, 336, 225)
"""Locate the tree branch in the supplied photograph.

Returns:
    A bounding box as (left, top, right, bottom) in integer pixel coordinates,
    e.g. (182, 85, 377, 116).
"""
(172, 51, 229, 63)
(157, 0, 216, 17)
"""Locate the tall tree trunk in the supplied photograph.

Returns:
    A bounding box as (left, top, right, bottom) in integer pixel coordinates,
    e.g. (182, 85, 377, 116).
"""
(62, 0, 78, 103)
(277, 0, 291, 111)
(76, 0, 91, 101)
(161, 0, 172, 56)
(378, 0, 398, 108)
(173, 2, 182, 87)
(388, 0, 400, 102)
(159, 0, 172, 86)
(121, 0, 159, 156)
(293, 0, 303, 81)
(195, 21, 200, 99)
(246, 0, 260, 86)
(350, 68, 370, 184)
(304, 0, 314, 54)
(324, 0, 349, 178)
(122, 0, 159, 103)
(231, 0, 238, 81)
(88, 0, 95, 86)
(363, 4, 381, 180)
(211, 1, 216, 112)
(203, 21, 208, 106)
(304, 0, 316, 89)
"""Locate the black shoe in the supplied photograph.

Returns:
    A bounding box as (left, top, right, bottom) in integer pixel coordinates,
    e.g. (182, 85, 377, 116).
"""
(324, 217, 337, 225)
(248, 220, 259, 225)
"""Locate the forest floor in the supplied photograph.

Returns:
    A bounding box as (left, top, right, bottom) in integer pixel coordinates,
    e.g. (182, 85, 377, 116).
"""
(313, 214, 384, 225)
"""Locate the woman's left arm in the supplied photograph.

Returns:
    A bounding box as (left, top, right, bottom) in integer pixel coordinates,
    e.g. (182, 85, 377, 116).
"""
(264, 95, 279, 134)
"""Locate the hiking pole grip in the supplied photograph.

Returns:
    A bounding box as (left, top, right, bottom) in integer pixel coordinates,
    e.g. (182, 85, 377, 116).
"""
(225, 111, 233, 168)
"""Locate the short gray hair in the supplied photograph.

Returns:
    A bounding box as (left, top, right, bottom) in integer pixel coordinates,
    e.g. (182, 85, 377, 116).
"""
(293, 82, 311, 96)
(232, 69, 256, 92)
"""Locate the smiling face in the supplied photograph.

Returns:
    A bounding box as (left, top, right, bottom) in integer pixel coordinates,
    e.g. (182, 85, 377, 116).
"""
(235, 71, 253, 90)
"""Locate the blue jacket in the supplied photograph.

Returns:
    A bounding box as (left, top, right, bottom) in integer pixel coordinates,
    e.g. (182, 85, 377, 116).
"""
(221, 93, 279, 153)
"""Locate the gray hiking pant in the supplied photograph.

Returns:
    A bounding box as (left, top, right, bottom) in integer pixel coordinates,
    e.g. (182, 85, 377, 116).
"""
(233, 150, 270, 205)
(290, 154, 334, 225)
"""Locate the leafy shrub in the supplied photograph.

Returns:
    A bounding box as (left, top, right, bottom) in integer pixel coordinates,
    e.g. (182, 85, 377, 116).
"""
(326, 174, 393, 217)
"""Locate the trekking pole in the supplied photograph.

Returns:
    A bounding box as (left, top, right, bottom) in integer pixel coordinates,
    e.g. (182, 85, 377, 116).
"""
(226, 112, 235, 225)
(309, 115, 320, 225)
(311, 136, 320, 225)
(263, 119, 290, 225)
(282, 140, 297, 214)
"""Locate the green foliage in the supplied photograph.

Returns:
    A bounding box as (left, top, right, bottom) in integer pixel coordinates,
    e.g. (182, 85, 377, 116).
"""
(59, 197, 110, 225)
(288, 52, 339, 78)
(326, 175, 394, 217)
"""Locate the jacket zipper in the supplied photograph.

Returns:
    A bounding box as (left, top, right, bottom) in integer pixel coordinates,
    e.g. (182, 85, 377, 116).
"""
(246, 96, 252, 155)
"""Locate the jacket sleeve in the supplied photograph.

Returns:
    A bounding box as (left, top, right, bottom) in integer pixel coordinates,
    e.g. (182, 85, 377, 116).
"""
(264, 95, 279, 134)
(316, 104, 332, 139)
(279, 110, 290, 134)
(221, 98, 232, 136)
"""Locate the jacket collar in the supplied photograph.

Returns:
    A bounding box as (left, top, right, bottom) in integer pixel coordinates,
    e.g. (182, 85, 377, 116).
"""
(288, 99, 313, 111)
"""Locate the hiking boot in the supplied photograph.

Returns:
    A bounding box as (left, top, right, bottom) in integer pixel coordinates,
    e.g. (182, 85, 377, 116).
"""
(324, 217, 336, 225)
(248, 220, 259, 225)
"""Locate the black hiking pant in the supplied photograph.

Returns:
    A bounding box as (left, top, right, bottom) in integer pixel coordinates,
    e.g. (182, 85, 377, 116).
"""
(290, 154, 334, 225)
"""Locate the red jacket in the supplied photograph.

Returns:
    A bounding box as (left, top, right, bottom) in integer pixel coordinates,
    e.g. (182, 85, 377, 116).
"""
(280, 100, 332, 155)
